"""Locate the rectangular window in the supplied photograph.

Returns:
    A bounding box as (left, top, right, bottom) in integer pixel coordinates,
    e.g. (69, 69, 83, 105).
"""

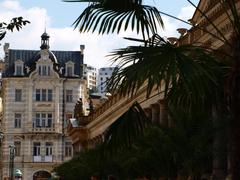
(39, 65, 50, 76)
(14, 113, 21, 128)
(65, 113, 73, 127)
(14, 141, 21, 156)
(67, 66, 73, 76)
(15, 89, 22, 102)
(38, 66, 42, 75)
(45, 142, 53, 156)
(16, 66, 22, 76)
(47, 114, 52, 127)
(48, 89, 52, 101)
(36, 89, 52, 101)
(42, 89, 46, 101)
(35, 113, 53, 128)
(42, 65, 47, 76)
(41, 114, 46, 127)
(36, 113, 41, 127)
(33, 142, 41, 156)
(66, 90, 73, 102)
(48, 66, 51, 76)
(65, 142, 72, 157)
(36, 89, 41, 101)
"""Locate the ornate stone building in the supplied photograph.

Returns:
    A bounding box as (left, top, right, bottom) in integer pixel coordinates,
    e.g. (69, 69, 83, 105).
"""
(1, 32, 87, 180)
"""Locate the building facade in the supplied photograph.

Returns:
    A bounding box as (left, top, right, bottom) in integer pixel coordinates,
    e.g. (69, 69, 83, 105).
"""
(97, 67, 117, 95)
(82, 64, 97, 90)
(1, 32, 87, 180)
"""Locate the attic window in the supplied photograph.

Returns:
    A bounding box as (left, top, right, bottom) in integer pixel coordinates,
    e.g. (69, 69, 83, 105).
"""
(14, 60, 24, 76)
(38, 65, 50, 76)
(67, 66, 73, 76)
(65, 61, 74, 77)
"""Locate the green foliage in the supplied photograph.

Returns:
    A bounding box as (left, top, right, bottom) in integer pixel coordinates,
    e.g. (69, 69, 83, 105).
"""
(0, 17, 30, 41)
(55, 106, 214, 179)
(74, 98, 84, 119)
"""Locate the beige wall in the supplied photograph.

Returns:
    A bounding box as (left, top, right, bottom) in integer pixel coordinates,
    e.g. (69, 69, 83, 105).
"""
(1, 51, 87, 180)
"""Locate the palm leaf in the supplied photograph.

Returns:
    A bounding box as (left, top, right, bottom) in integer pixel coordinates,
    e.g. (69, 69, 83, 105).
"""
(107, 34, 227, 111)
(64, 0, 163, 38)
(103, 102, 151, 154)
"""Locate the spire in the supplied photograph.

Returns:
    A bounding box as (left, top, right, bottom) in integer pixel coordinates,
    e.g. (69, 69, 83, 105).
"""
(40, 29, 50, 50)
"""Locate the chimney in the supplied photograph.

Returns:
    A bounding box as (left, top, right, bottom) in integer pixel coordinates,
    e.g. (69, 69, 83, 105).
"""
(4, 43, 9, 54)
(80, 45, 85, 54)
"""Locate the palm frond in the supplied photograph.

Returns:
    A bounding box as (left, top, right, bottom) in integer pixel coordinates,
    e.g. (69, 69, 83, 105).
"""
(103, 102, 151, 154)
(107, 34, 227, 111)
(65, 0, 163, 38)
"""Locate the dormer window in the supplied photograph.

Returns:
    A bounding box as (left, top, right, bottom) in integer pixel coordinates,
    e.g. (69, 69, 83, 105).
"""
(38, 65, 50, 76)
(14, 60, 24, 76)
(65, 61, 74, 77)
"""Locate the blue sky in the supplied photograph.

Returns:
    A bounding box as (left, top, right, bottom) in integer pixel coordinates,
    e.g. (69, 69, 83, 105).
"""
(0, 0, 199, 68)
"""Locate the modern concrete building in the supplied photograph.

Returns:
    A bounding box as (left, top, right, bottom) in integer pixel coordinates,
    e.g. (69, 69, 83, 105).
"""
(1, 32, 87, 180)
(82, 64, 97, 90)
(98, 67, 117, 95)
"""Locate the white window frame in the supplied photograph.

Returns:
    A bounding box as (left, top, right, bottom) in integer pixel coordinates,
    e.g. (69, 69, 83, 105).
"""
(65, 61, 75, 77)
(14, 60, 24, 76)
(66, 90, 73, 102)
(14, 113, 21, 128)
(33, 142, 41, 156)
(65, 142, 72, 157)
(14, 141, 21, 156)
(15, 89, 22, 102)
(35, 113, 53, 128)
(35, 89, 53, 102)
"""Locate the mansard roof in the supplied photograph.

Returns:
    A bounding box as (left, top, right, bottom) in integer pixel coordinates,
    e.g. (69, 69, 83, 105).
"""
(3, 48, 84, 77)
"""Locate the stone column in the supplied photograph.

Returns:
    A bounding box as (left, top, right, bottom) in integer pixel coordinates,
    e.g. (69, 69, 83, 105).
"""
(27, 82, 33, 129)
(151, 103, 160, 124)
(55, 84, 60, 131)
(144, 108, 152, 121)
(159, 99, 168, 127)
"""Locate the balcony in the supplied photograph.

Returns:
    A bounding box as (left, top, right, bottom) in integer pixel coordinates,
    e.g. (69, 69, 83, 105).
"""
(33, 156, 41, 162)
(44, 155, 53, 162)
(33, 155, 53, 162)
(31, 123, 56, 133)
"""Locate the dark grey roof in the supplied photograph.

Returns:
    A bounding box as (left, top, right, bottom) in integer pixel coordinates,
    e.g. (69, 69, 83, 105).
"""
(4, 49, 84, 77)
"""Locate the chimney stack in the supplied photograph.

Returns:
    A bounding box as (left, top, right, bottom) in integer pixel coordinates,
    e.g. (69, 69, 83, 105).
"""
(80, 45, 85, 54)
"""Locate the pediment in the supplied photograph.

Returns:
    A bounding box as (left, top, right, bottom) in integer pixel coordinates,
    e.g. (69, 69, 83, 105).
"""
(65, 60, 75, 65)
(15, 59, 24, 64)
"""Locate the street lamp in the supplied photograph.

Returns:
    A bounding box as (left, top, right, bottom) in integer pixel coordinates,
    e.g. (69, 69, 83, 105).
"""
(9, 145, 15, 180)
(0, 130, 3, 180)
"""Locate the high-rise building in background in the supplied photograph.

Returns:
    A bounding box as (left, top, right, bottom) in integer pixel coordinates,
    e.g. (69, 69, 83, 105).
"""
(98, 67, 117, 96)
(82, 64, 97, 90)
(1, 32, 87, 180)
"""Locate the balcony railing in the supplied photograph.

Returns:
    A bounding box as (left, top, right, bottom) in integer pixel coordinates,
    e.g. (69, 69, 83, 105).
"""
(33, 156, 41, 162)
(31, 123, 56, 133)
(33, 155, 53, 162)
(44, 155, 53, 162)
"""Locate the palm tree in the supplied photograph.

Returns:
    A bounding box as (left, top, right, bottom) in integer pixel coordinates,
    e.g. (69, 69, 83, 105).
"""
(64, 0, 240, 179)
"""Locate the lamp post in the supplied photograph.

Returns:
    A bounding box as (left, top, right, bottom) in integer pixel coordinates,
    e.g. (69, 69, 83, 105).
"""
(9, 145, 15, 180)
(0, 130, 3, 180)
